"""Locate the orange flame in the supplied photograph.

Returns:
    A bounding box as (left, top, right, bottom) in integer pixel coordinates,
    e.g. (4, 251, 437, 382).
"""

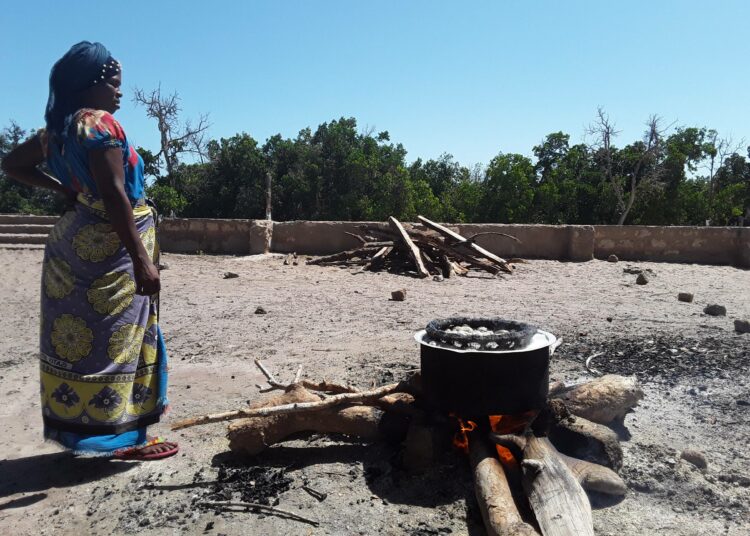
(488, 411, 537, 464)
(451, 413, 477, 454)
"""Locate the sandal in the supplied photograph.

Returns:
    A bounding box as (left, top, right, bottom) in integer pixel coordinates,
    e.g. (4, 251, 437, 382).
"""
(113, 437, 179, 461)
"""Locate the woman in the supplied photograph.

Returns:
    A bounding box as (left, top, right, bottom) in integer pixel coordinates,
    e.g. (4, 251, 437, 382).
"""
(1, 41, 178, 459)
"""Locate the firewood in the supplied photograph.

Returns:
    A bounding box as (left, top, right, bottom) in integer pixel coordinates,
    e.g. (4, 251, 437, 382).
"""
(558, 453, 626, 496)
(469, 433, 540, 536)
(548, 411, 624, 471)
(417, 215, 512, 273)
(171, 381, 410, 430)
(388, 216, 430, 278)
(306, 246, 382, 265)
(553, 374, 643, 424)
(520, 436, 594, 536)
(413, 236, 502, 275)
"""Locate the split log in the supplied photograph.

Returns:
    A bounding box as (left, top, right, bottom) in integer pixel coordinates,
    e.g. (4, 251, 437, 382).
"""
(359, 246, 392, 272)
(521, 436, 594, 536)
(417, 215, 512, 273)
(226, 384, 410, 455)
(469, 434, 539, 536)
(554, 374, 643, 424)
(388, 216, 430, 278)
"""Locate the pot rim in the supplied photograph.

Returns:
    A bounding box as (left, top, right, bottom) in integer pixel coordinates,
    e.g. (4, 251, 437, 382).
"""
(414, 329, 557, 355)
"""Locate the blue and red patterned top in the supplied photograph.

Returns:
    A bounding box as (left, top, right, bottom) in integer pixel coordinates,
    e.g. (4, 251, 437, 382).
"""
(41, 109, 145, 205)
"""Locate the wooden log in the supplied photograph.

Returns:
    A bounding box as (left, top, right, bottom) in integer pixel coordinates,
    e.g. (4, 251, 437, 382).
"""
(417, 215, 512, 273)
(521, 436, 594, 536)
(226, 385, 409, 455)
(388, 216, 430, 278)
(469, 434, 540, 536)
(554, 374, 643, 424)
(558, 453, 627, 496)
(306, 246, 381, 265)
(360, 246, 392, 272)
(172, 381, 409, 430)
(547, 406, 624, 471)
(413, 237, 502, 275)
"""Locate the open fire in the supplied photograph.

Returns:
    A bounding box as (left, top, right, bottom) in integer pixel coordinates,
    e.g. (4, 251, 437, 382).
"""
(173, 318, 643, 535)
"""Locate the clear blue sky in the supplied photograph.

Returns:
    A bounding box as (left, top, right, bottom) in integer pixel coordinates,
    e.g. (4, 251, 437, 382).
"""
(1, 1, 748, 166)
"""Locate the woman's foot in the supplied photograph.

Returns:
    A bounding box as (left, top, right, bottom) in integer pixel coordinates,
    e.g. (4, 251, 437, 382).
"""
(113, 437, 179, 460)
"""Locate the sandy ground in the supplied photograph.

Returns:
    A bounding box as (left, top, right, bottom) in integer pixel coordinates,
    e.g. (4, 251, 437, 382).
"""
(1, 248, 749, 535)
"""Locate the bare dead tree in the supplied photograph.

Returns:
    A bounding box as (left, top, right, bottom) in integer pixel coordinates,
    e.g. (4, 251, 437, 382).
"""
(587, 108, 667, 225)
(132, 85, 210, 185)
(703, 130, 745, 199)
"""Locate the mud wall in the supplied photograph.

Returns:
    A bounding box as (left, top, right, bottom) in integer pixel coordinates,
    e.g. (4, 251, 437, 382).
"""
(159, 219, 750, 267)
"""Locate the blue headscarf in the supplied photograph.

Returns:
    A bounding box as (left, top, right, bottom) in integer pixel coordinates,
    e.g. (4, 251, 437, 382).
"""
(45, 41, 116, 142)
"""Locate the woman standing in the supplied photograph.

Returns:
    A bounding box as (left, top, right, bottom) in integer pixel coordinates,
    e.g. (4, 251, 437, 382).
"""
(2, 41, 178, 459)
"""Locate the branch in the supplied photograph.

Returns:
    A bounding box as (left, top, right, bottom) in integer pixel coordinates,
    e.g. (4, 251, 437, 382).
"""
(171, 381, 408, 430)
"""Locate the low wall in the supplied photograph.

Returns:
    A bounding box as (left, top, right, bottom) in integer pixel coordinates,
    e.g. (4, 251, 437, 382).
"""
(594, 225, 750, 267)
(455, 224, 595, 261)
(4, 213, 747, 267)
(159, 218, 272, 255)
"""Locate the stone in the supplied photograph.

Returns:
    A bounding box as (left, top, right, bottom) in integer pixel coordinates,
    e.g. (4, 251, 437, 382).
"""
(254, 306, 267, 314)
(636, 273, 649, 285)
(734, 319, 750, 334)
(391, 289, 406, 301)
(703, 304, 727, 316)
(678, 292, 694, 303)
(680, 449, 708, 470)
(432, 274, 444, 282)
(607, 254, 619, 262)
(158, 262, 170, 270)
(223, 272, 239, 279)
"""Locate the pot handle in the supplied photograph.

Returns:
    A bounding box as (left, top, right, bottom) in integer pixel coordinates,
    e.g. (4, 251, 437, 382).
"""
(549, 337, 563, 356)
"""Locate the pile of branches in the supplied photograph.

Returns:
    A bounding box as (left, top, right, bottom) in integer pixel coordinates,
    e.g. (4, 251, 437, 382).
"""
(307, 215, 521, 278)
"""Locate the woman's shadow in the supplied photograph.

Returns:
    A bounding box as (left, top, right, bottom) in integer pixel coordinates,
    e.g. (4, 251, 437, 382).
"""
(0, 451, 134, 501)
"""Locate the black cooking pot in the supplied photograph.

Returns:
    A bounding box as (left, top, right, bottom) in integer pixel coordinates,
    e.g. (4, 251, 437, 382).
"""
(415, 321, 561, 415)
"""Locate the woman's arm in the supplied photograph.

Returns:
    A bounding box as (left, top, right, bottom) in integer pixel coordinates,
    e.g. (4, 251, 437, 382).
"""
(89, 148, 160, 296)
(1, 135, 71, 196)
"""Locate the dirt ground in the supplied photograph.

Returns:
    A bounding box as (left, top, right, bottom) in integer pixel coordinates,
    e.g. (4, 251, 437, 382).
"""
(1, 248, 749, 536)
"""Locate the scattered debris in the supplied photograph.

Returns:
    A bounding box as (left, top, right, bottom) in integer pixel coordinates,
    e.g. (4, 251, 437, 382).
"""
(678, 292, 694, 303)
(223, 272, 239, 279)
(254, 307, 267, 315)
(703, 304, 727, 316)
(680, 449, 708, 470)
(636, 273, 649, 285)
(283, 253, 298, 266)
(158, 262, 170, 270)
(734, 320, 750, 334)
(391, 289, 407, 301)
(607, 254, 619, 262)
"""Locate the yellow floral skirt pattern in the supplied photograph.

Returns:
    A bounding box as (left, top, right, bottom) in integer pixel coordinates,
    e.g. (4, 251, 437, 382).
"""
(40, 201, 168, 436)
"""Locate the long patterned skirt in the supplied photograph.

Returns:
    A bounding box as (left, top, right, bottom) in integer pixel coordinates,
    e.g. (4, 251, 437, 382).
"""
(39, 200, 168, 455)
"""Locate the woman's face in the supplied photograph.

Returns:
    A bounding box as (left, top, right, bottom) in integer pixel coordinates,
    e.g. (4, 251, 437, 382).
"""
(81, 72, 122, 114)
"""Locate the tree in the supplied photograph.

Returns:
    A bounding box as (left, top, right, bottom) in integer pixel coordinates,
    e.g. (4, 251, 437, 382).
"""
(132, 86, 210, 186)
(479, 153, 535, 223)
(588, 108, 667, 224)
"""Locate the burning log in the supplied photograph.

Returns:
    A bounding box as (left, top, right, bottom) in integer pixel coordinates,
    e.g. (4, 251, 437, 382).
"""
(494, 434, 594, 536)
(469, 433, 539, 536)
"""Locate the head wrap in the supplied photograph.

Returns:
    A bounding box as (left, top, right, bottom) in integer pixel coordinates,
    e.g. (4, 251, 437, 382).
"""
(44, 41, 120, 140)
